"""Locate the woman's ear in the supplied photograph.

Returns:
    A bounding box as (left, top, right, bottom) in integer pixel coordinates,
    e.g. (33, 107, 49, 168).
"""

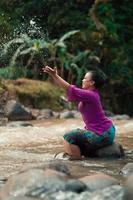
(90, 81, 95, 86)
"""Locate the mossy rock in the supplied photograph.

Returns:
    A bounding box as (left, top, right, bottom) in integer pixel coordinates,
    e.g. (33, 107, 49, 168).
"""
(3, 78, 65, 111)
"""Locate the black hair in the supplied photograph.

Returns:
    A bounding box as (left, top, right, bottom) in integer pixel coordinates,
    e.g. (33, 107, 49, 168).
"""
(89, 70, 108, 89)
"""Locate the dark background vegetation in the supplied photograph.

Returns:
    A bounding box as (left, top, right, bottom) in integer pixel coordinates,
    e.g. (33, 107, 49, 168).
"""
(0, 0, 133, 115)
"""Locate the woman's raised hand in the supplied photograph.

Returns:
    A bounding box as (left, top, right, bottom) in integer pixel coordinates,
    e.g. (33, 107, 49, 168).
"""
(42, 66, 57, 77)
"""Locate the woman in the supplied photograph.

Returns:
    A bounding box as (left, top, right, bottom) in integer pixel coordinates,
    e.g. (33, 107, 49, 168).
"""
(42, 66, 116, 160)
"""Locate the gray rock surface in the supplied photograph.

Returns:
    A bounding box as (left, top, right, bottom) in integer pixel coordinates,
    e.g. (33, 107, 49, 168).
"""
(4, 100, 33, 121)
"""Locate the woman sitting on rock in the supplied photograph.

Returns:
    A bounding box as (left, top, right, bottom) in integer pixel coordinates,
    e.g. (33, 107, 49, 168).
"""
(42, 66, 116, 160)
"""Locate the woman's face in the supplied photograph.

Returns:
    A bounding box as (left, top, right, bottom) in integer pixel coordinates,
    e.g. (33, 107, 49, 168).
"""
(82, 72, 95, 89)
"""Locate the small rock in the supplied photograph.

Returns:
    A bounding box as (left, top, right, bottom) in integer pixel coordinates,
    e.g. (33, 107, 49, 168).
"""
(50, 191, 77, 200)
(74, 191, 92, 200)
(60, 111, 75, 119)
(6, 121, 33, 127)
(43, 169, 67, 178)
(0, 117, 8, 126)
(65, 179, 87, 193)
(120, 163, 133, 177)
(47, 161, 70, 176)
(123, 174, 133, 200)
(80, 173, 119, 192)
(95, 143, 125, 158)
(112, 114, 130, 120)
(37, 109, 54, 120)
(89, 185, 124, 200)
(4, 100, 33, 121)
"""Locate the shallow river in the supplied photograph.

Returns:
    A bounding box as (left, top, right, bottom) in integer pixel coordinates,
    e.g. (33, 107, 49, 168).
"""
(0, 118, 132, 184)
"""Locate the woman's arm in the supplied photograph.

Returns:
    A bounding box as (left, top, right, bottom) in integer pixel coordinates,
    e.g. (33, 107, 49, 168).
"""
(42, 66, 70, 90)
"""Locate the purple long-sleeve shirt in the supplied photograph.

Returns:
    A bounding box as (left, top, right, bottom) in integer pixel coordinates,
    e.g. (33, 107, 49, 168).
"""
(67, 85, 112, 135)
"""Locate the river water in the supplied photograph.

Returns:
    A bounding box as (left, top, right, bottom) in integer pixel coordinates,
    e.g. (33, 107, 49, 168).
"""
(0, 118, 132, 183)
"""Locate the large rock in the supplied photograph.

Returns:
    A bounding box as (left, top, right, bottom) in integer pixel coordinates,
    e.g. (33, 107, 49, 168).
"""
(80, 173, 119, 192)
(47, 160, 71, 176)
(89, 185, 124, 200)
(120, 163, 133, 177)
(95, 143, 125, 158)
(37, 109, 54, 120)
(4, 100, 33, 121)
(123, 174, 133, 200)
(2, 197, 41, 200)
(60, 111, 75, 119)
(0, 169, 48, 198)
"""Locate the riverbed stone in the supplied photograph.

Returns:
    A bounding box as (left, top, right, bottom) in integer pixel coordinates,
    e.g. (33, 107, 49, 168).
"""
(60, 111, 75, 119)
(43, 169, 67, 178)
(120, 163, 133, 177)
(37, 109, 54, 120)
(0, 169, 49, 198)
(4, 100, 33, 121)
(50, 191, 78, 200)
(112, 114, 130, 120)
(79, 173, 119, 192)
(95, 143, 125, 158)
(123, 174, 133, 200)
(89, 185, 124, 200)
(3, 196, 41, 200)
(65, 179, 87, 193)
(6, 121, 33, 127)
(47, 160, 71, 176)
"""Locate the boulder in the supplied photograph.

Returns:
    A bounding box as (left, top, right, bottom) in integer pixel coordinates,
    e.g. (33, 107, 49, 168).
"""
(123, 174, 133, 200)
(4, 100, 33, 121)
(120, 163, 133, 177)
(37, 109, 54, 120)
(60, 111, 75, 119)
(89, 185, 124, 200)
(2, 197, 41, 200)
(6, 121, 33, 127)
(95, 143, 125, 158)
(0, 169, 48, 198)
(80, 173, 119, 192)
(47, 160, 71, 176)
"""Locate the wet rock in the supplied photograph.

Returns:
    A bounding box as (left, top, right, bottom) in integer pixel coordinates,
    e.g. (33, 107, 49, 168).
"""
(112, 114, 130, 120)
(26, 177, 66, 198)
(0, 108, 5, 117)
(60, 111, 75, 119)
(89, 185, 124, 200)
(95, 143, 125, 158)
(50, 191, 78, 200)
(37, 109, 54, 120)
(123, 174, 133, 200)
(80, 173, 119, 192)
(3, 196, 41, 200)
(47, 161, 71, 176)
(4, 100, 33, 121)
(6, 121, 33, 127)
(0, 169, 48, 198)
(0, 117, 8, 126)
(65, 179, 87, 193)
(120, 163, 133, 177)
(43, 169, 67, 178)
(74, 191, 92, 200)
